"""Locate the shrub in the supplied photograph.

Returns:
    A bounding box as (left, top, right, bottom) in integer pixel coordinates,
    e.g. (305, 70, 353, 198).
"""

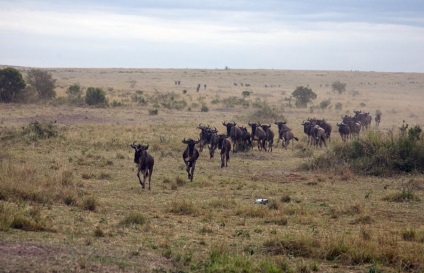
(201, 104, 209, 112)
(21, 120, 58, 140)
(331, 81, 347, 94)
(320, 99, 331, 110)
(26, 69, 56, 100)
(85, 87, 108, 106)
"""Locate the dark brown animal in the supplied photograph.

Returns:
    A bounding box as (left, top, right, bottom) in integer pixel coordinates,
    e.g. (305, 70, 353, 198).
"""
(217, 134, 231, 168)
(182, 138, 200, 181)
(260, 124, 274, 152)
(222, 121, 243, 153)
(248, 122, 266, 151)
(130, 142, 154, 190)
(336, 122, 350, 142)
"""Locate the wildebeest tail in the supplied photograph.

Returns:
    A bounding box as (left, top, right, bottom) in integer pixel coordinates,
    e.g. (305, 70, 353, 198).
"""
(294, 137, 299, 141)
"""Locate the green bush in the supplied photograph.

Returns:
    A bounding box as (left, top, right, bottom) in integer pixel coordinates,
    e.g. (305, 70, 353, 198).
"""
(85, 87, 108, 106)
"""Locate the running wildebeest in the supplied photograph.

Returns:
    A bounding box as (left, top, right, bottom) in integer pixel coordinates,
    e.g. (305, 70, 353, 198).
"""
(248, 122, 266, 151)
(222, 121, 243, 153)
(217, 134, 231, 168)
(275, 121, 298, 149)
(182, 138, 200, 181)
(130, 142, 154, 190)
(260, 124, 274, 152)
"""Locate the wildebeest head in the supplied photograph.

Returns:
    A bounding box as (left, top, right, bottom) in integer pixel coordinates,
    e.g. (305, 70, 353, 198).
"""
(248, 122, 259, 136)
(182, 138, 200, 155)
(131, 142, 149, 163)
(222, 121, 236, 137)
(260, 124, 271, 131)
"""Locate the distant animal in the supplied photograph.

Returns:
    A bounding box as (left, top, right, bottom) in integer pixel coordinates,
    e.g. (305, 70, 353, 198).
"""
(130, 142, 154, 190)
(217, 134, 231, 168)
(182, 138, 200, 181)
(375, 112, 382, 127)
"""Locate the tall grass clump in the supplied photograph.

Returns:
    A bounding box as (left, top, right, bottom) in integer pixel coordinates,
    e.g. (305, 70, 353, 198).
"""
(303, 126, 424, 176)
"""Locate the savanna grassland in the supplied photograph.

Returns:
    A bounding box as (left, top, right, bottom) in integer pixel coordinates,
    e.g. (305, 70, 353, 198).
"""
(1, 67, 424, 273)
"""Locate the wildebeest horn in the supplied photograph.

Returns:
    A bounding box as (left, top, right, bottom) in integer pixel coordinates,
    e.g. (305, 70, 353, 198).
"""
(182, 138, 186, 144)
(145, 144, 149, 150)
(131, 141, 137, 148)
(223, 121, 227, 126)
(248, 122, 251, 126)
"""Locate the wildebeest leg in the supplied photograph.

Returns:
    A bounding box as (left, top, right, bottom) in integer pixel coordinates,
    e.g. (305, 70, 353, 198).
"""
(137, 170, 144, 189)
(221, 153, 225, 168)
(190, 162, 195, 181)
(185, 162, 191, 180)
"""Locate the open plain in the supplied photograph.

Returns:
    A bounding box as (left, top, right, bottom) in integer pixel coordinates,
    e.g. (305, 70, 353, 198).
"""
(1, 67, 424, 272)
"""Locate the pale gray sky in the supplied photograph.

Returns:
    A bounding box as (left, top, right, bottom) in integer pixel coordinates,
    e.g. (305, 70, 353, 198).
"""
(1, 0, 423, 72)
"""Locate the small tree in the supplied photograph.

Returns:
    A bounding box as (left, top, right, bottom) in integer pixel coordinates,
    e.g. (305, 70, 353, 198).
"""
(332, 81, 347, 94)
(292, 86, 317, 108)
(85, 87, 108, 106)
(320, 99, 331, 110)
(0, 67, 26, 102)
(26, 69, 56, 100)
(241, 91, 252, 99)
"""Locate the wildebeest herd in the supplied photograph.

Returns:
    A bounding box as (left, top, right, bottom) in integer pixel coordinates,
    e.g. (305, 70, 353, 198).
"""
(131, 110, 378, 189)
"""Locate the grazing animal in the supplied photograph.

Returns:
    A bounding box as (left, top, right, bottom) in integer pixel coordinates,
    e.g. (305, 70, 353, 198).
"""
(316, 119, 332, 142)
(260, 124, 274, 152)
(130, 142, 154, 190)
(218, 134, 231, 168)
(182, 138, 200, 181)
(248, 122, 266, 150)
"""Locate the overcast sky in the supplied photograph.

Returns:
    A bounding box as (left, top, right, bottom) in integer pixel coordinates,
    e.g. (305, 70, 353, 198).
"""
(1, 0, 424, 72)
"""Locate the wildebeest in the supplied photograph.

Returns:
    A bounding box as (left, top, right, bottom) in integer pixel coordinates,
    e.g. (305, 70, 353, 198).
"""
(198, 124, 216, 152)
(375, 112, 382, 127)
(239, 126, 252, 150)
(130, 142, 154, 190)
(313, 125, 327, 147)
(353, 110, 372, 130)
(217, 134, 231, 168)
(301, 120, 315, 146)
(248, 122, 266, 150)
(275, 121, 298, 149)
(182, 138, 200, 181)
(315, 119, 332, 142)
(342, 115, 361, 139)
(260, 124, 274, 152)
(222, 121, 243, 153)
(336, 122, 350, 142)
(207, 132, 220, 159)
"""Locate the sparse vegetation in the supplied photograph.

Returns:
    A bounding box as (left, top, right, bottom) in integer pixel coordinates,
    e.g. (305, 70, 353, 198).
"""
(0, 68, 423, 272)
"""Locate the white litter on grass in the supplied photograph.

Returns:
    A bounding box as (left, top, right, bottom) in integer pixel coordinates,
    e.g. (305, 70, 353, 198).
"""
(255, 199, 268, 204)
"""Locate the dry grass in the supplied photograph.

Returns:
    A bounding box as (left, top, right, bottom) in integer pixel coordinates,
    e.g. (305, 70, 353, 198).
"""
(0, 68, 424, 272)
